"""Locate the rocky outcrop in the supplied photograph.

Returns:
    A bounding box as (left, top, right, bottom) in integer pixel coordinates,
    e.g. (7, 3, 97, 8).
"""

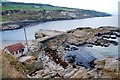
(35, 29, 63, 39)
(1, 20, 40, 31)
(28, 57, 119, 78)
(34, 27, 118, 49)
(104, 58, 119, 72)
(28, 26, 119, 78)
(66, 26, 119, 46)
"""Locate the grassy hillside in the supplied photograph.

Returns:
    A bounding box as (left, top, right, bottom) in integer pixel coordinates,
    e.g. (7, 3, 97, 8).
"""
(1, 2, 77, 11)
(2, 52, 27, 78)
(1, 2, 111, 30)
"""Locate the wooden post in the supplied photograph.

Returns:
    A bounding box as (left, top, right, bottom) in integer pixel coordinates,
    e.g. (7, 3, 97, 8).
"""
(23, 27, 29, 50)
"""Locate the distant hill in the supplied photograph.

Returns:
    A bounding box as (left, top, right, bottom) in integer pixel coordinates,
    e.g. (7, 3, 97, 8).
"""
(1, 2, 111, 21)
(1, 2, 112, 30)
(1, 2, 78, 11)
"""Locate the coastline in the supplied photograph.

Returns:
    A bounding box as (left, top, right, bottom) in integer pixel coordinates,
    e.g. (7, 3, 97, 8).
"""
(1, 1, 119, 78)
(2, 26, 119, 78)
(28, 26, 119, 78)
(1, 16, 111, 31)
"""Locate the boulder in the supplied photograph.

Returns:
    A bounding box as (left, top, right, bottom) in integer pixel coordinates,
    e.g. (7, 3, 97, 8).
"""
(64, 69, 78, 78)
(104, 58, 119, 72)
(27, 61, 43, 75)
(94, 59, 105, 69)
(35, 32, 48, 39)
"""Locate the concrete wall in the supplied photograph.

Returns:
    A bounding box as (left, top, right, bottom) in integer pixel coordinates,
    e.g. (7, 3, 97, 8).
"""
(38, 33, 68, 49)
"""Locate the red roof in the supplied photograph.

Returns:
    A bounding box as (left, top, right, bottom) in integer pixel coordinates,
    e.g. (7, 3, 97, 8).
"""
(5, 43, 25, 53)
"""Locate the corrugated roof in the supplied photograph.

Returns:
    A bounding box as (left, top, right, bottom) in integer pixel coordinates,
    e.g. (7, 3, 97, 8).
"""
(5, 43, 25, 53)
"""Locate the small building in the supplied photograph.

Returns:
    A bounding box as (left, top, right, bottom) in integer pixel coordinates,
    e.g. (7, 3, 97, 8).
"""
(33, 6, 40, 8)
(3, 43, 28, 58)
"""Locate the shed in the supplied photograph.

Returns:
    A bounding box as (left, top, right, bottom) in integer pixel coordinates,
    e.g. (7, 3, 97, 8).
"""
(3, 43, 28, 58)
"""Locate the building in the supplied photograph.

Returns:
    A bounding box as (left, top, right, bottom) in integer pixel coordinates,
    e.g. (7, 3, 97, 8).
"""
(3, 43, 28, 58)
(33, 6, 40, 8)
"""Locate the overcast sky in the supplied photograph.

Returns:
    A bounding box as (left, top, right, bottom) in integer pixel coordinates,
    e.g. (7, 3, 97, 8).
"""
(9, 0, 119, 15)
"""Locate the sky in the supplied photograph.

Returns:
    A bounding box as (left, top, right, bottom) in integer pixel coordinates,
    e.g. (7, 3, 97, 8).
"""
(9, 0, 120, 15)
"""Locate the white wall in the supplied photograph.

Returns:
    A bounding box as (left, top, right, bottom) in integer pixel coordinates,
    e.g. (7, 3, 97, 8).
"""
(4, 48, 28, 58)
(14, 51, 22, 58)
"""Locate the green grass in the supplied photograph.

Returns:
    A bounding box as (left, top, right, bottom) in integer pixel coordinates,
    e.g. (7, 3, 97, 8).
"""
(1, 4, 76, 11)
(1, 2, 79, 22)
(2, 16, 9, 22)
(2, 4, 40, 11)
(0, 51, 2, 80)
(1, 3, 77, 22)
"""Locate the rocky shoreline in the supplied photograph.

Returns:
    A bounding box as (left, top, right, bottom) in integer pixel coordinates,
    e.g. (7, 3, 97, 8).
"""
(1, 18, 78, 31)
(1, 9, 111, 31)
(27, 57, 119, 78)
(34, 26, 119, 47)
(2, 26, 119, 78)
(1, 16, 111, 31)
(25, 26, 119, 78)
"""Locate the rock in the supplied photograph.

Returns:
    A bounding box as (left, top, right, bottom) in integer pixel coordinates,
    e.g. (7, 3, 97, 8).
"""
(35, 29, 63, 39)
(56, 65, 65, 71)
(46, 61, 57, 71)
(44, 47, 68, 69)
(101, 71, 118, 78)
(102, 35, 110, 39)
(103, 43, 110, 47)
(70, 47, 78, 51)
(110, 35, 116, 39)
(104, 58, 119, 72)
(94, 59, 105, 69)
(64, 46, 78, 51)
(27, 60, 43, 76)
(71, 67, 90, 78)
(87, 44, 93, 47)
(43, 75, 51, 78)
(58, 70, 65, 77)
(2, 24, 20, 30)
(49, 71, 57, 77)
(92, 39, 111, 47)
(29, 26, 119, 78)
(64, 69, 78, 78)
(82, 73, 90, 78)
(65, 55, 76, 63)
(95, 33, 102, 37)
(109, 40, 118, 46)
(31, 70, 43, 78)
(87, 69, 97, 78)
(43, 67, 50, 76)
(114, 32, 120, 37)
(35, 32, 48, 39)
(70, 68, 85, 78)
(36, 70, 44, 75)
(67, 37, 79, 45)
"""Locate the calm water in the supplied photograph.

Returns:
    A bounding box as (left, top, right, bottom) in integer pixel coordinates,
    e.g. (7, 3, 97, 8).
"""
(1, 16, 118, 41)
(64, 43, 118, 68)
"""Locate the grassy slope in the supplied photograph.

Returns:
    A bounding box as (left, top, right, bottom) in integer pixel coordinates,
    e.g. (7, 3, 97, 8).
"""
(0, 51, 2, 79)
(1, 2, 111, 22)
(2, 52, 28, 78)
(1, 2, 76, 11)
(1, 2, 77, 22)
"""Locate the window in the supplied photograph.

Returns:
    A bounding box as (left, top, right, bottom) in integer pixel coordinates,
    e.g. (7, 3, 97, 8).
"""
(22, 48, 24, 52)
(16, 51, 18, 54)
(19, 49, 22, 53)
